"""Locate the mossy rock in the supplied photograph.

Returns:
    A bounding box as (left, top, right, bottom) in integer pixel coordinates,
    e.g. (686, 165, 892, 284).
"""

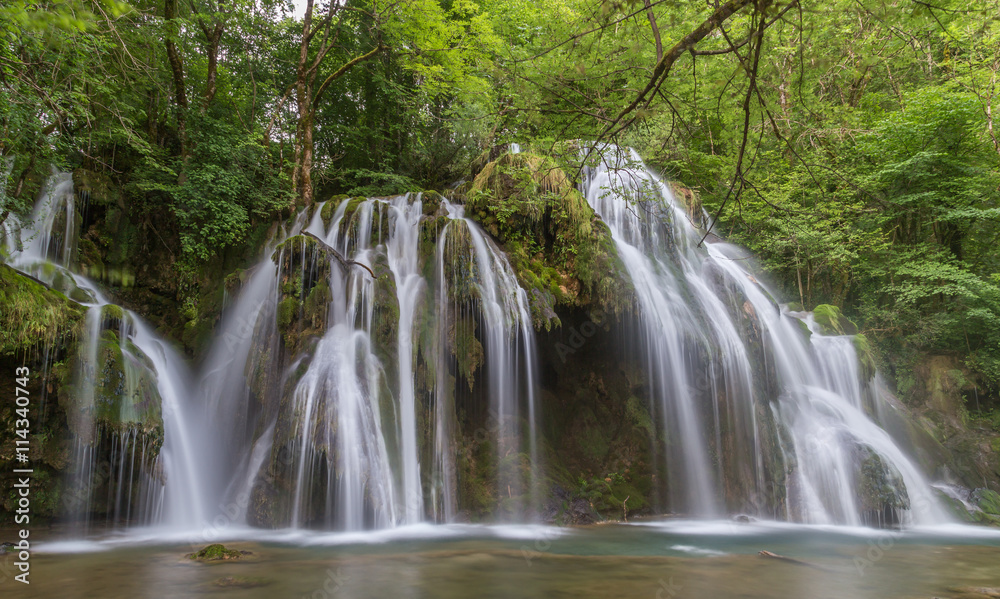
(0, 264, 85, 355)
(188, 544, 251, 562)
(812, 304, 859, 335)
(853, 334, 877, 381)
(270, 235, 320, 267)
(795, 317, 813, 340)
(320, 194, 350, 228)
(421, 190, 445, 215)
(449, 316, 484, 391)
(974, 488, 1000, 516)
(856, 447, 909, 518)
(59, 326, 164, 446)
(465, 151, 631, 325)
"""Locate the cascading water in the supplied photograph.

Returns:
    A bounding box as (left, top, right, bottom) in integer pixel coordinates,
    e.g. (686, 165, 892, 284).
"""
(2, 172, 212, 531)
(4, 158, 958, 537)
(580, 146, 949, 526)
(194, 193, 541, 530)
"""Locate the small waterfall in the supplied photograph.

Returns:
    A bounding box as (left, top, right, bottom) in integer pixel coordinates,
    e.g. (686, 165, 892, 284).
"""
(385, 195, 427, 524)
(4, 171, 211, 531)
(4, 171, 76, 268)
(580, 146, 948, 526)
(442, 201, 541, 518)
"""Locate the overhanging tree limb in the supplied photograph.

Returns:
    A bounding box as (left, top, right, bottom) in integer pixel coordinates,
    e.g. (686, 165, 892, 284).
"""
(312, 43, 386, 108)
(601, 0, 756, 141)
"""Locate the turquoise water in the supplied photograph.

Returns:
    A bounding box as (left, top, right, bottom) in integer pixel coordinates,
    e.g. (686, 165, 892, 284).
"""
(12, 520, 1000, 598)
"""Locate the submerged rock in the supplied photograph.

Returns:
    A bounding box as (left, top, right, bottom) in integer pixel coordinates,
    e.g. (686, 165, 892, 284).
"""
(212, 576, 270, 588)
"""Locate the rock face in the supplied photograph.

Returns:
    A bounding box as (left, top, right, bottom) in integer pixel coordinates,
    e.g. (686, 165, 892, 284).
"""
(890, 354, 1000, 510)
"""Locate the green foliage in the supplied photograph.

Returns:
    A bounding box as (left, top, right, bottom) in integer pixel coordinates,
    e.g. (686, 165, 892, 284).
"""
(133, 115, 289, 261)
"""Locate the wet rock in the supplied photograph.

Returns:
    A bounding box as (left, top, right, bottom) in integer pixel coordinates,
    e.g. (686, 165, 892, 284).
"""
(811, 304, 858, 335)
(855, 447, 910, 526)
(188, 544, 252, 562)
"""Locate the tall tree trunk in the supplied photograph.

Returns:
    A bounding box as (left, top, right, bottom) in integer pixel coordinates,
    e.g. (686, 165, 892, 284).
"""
(164, 0, 189, 161)
(289, 0, 383, 207)
(291, 0, 315, 207)
(202, 25, 223, 110)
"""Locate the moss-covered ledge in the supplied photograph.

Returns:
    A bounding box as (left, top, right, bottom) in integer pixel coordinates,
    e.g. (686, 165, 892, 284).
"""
(464, 151, 632, 329)
(0, 264, 86, 355)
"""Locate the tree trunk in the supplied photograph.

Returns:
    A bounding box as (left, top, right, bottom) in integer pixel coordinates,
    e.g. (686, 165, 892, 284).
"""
(164, 0, 189, 160)
(203, 25, 223, 110)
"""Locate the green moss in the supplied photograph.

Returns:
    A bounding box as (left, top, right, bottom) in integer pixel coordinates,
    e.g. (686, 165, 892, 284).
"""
(853, 334, 877, 381)
(450, 316, 483, 390)
(277, 297, 299, 333)
(812, 304, 859, 335)
(320, 195, 349, 227)
(0, 264, 85, 356)
(465, 152, 631, 326)
(188, 544, 248, 561)
(626, 396, 655, 437)
(976, 488, 1000, 515)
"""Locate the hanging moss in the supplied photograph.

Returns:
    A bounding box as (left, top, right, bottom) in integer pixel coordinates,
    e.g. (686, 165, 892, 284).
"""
(449, 316, 484, 391)
(370, 256, 400, 368)
(270, 234, 320, 268)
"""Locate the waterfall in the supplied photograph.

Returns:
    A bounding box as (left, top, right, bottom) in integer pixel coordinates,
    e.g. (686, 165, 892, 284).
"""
(580, 146, 948, 525)
(3, 172, 212, 531)
(192, 194, 541, 530)
(4, 162, 956, 535)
